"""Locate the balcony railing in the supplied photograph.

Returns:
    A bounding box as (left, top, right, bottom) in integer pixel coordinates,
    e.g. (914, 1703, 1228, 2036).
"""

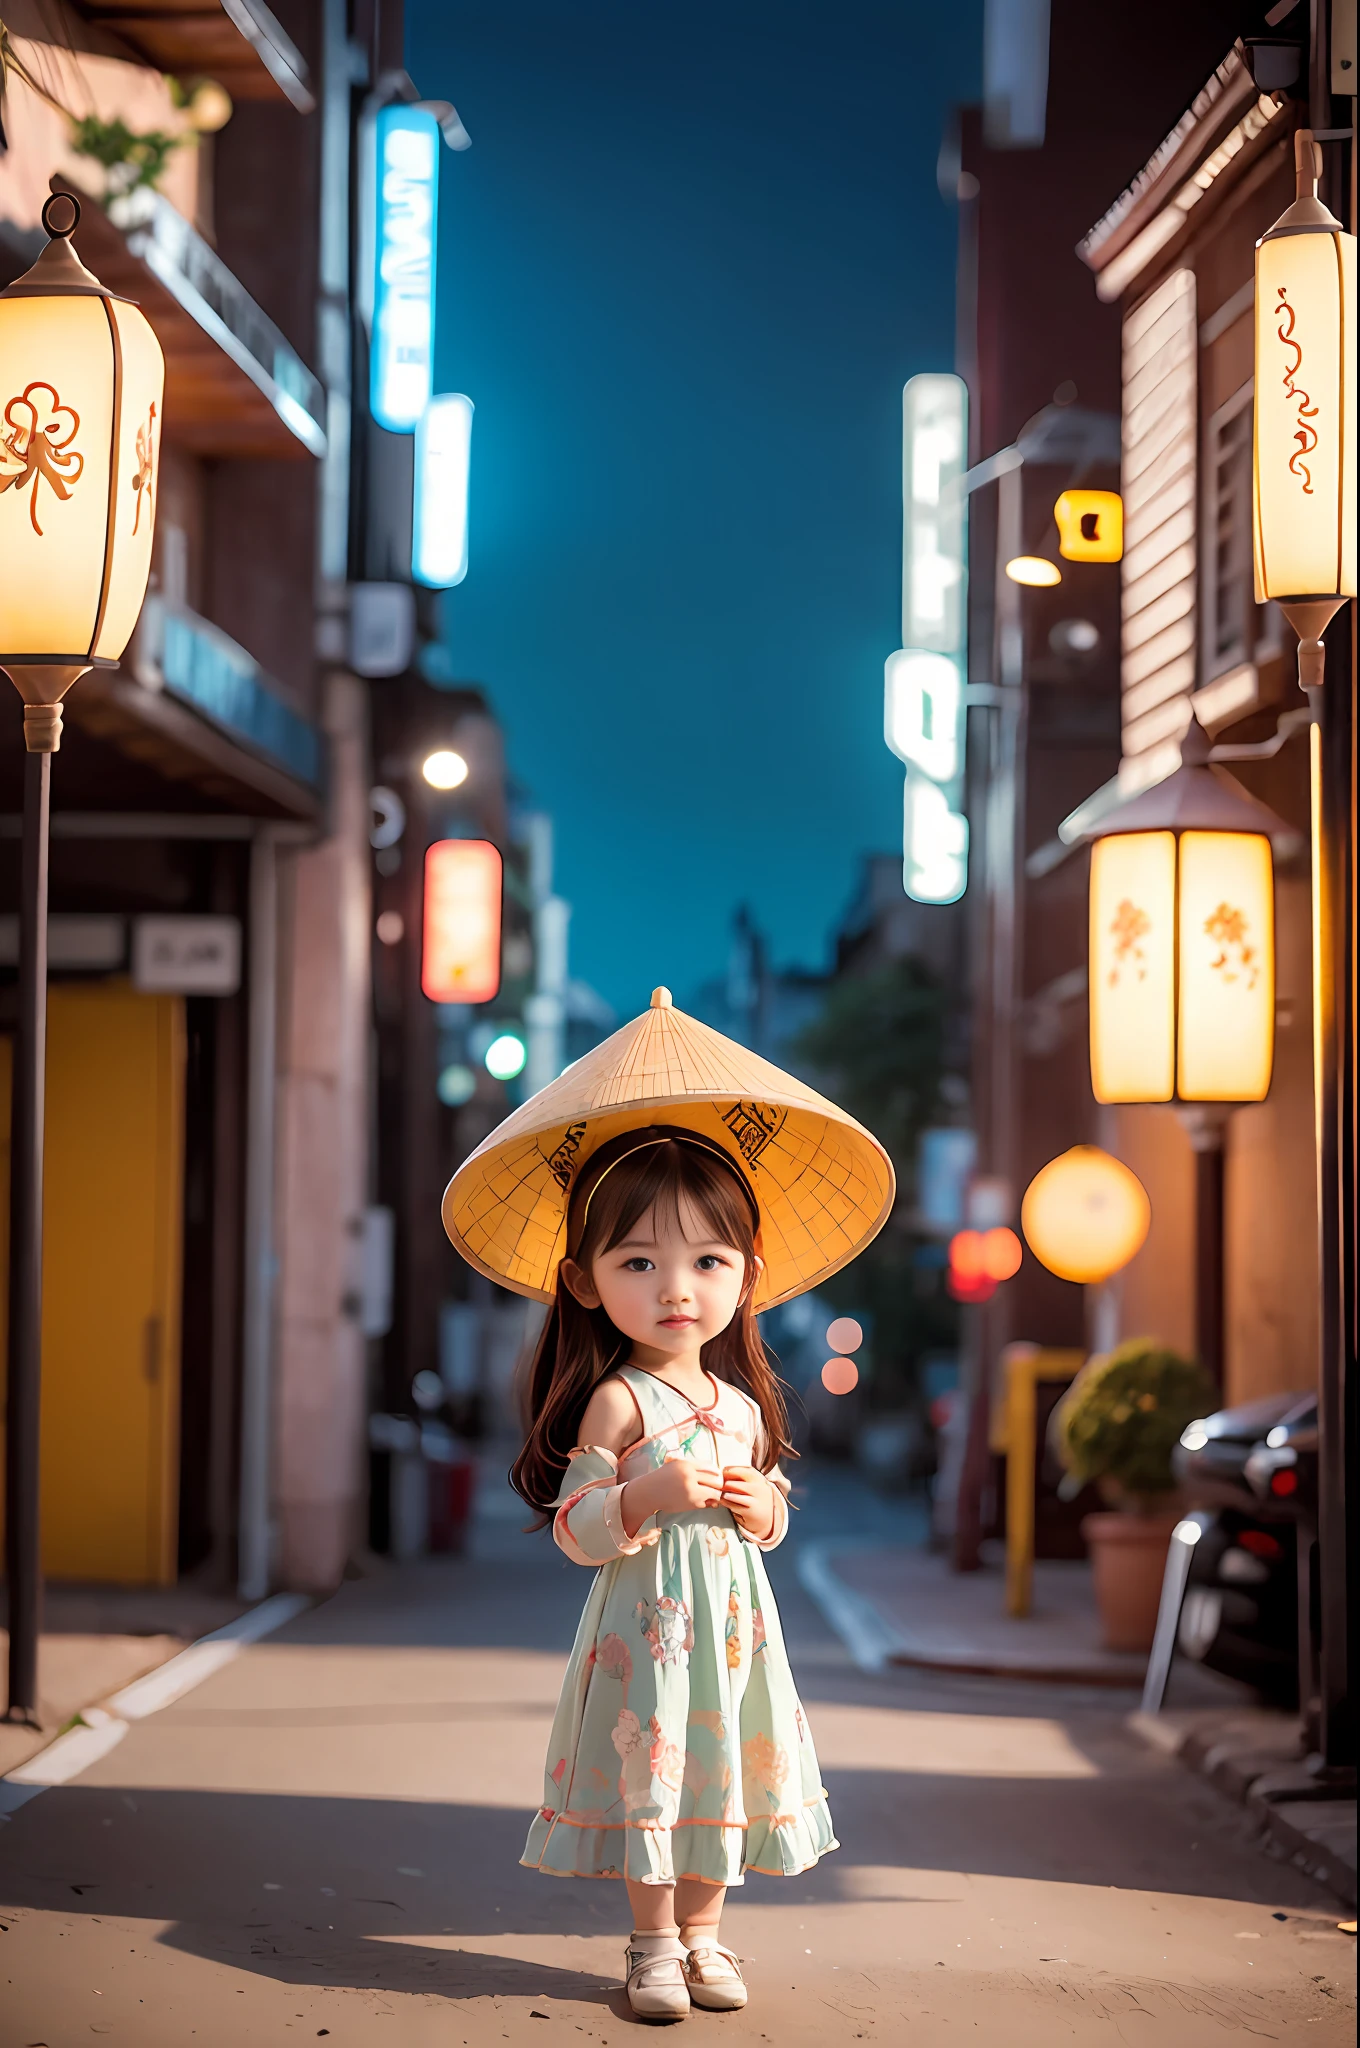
(135, 596, 323, 790)
(106, 186, 326, 458)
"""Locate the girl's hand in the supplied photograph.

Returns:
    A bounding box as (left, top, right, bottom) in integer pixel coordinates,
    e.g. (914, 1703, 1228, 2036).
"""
(621, 1460, 723, 1537)
(720, 1465, 777, 1541)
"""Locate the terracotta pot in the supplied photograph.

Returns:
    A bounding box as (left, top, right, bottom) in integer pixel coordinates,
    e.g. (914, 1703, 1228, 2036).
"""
(1081, 1509, 1181, 1653)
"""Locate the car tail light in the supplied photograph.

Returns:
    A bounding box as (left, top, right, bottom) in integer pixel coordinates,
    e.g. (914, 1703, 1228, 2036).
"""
(1239, 1529, 1282, 1559)
(1270, 1469, 1298, 1497)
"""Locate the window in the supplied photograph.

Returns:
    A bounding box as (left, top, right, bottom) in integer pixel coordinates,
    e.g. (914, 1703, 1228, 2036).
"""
(1202, 383, 1284, 686)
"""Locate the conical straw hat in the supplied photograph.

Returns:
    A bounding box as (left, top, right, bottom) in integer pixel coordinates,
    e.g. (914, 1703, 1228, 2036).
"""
(442, 987, 895, 1309)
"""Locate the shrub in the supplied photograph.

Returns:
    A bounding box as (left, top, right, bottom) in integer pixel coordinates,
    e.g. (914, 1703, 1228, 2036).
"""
(1054, 1338, 1216, 1511)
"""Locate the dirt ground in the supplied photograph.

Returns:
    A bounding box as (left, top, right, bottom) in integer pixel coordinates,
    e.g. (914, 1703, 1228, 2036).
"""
(1, 1518, 1354, 2044)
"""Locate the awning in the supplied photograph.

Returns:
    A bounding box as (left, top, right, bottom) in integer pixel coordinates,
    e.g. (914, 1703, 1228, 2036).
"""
(65, 597, 324, 821)
(73, 0, 313, 112)
(56, 175, 326, 460)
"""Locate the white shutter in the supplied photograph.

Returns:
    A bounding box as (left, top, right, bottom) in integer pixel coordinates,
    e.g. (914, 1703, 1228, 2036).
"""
(1119, 268, 1197, 789)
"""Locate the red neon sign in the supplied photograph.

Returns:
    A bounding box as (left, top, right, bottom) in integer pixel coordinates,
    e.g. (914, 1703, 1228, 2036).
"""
(422, 838, 502, 1003)
(947, 1226, 1023, 1303)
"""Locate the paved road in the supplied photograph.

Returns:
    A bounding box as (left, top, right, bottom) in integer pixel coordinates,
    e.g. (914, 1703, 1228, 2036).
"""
(1, 1474, 1354, 2044)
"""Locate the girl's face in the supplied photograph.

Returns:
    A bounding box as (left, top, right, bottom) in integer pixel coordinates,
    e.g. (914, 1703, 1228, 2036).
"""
(562, 1196, 754, 1362)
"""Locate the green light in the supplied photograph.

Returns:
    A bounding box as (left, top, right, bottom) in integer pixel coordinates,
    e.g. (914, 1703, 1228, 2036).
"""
(484, 1032, 526, 1081)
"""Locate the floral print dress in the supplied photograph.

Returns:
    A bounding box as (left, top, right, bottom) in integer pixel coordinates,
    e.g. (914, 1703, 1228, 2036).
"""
(521, 1365, 838, 1887)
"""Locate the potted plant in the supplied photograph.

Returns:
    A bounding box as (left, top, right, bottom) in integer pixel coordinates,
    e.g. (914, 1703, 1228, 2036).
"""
(1054, 1339, 1216, 1652)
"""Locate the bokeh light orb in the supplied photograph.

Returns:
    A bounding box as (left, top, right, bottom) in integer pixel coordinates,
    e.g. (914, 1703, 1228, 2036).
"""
(484, 1032, 527, 1081)
(821, 1357, 859, 1396)
(826, 1316, 863, 1353)
(1021, 1145, 1151, 1285)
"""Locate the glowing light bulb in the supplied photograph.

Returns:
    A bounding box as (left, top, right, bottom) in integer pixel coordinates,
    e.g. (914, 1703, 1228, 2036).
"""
(1005, 556, 1062, 587)
(422, 749, 468, 790)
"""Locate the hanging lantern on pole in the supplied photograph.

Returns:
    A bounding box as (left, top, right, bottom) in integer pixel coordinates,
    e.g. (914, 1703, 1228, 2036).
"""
(0, 193, 164, 746)
(1077, 716, 1291, 1383)
(0, 193, 164, 1725)
(1253, 128, 1356, 689)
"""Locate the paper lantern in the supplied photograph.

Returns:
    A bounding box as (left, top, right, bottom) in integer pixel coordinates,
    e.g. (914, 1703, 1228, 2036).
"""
(0, 195, 164, 751)
(1084, 720, 1281, 1105)
(422, 839, 502, 1004)
(1021, 1147, 1150, 1285)
(1253, 128, 1356, 686)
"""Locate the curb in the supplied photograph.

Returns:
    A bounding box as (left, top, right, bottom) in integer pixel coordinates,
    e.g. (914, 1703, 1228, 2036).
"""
(796, 1541, 903, 1673)
(1127, 1707, 1357, 1908)
(797, 1540, 1146, 1685)
(0, 1591, 309, 1820)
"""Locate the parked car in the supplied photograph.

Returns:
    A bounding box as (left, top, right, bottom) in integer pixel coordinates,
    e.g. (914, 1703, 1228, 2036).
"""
(1149, 1393, 1310, 1707)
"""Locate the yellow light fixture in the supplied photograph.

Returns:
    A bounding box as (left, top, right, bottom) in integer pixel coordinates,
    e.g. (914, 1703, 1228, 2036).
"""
(1021, 1146, 1151, 1284)
(0, 194, 165, 753)
(1253, 128, 1356, 687)
(1005, 554, 1062, 587)
(1081, 717, 1284, 1105)
(1054, 488, 1123, 563)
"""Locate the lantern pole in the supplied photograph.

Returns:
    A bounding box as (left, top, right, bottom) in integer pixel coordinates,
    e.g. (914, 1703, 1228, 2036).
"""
(2, 687, 85, 1725)
(1310, 107, 1356, 1781)
(1177, 1106, 1228, 1388)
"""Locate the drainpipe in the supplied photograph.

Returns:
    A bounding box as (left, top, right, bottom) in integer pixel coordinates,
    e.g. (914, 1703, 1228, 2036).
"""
(238, 824, 281, 1599)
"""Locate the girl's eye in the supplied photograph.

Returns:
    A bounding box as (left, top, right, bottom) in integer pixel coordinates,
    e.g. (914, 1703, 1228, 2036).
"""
(695, 1255, 728, 1272)
(622, 1257, 654, 1272)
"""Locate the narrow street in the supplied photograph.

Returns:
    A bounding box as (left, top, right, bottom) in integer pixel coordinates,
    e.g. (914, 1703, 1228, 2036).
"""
(1, 1479, 1353, 2044)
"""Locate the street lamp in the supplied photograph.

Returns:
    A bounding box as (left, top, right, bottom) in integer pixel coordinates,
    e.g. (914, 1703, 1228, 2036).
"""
(1077, 715, 1290, 1383)
(1254, 124, 1357, 1778)
(0, 194, 164, 1722)
(1253, 129, 1356, 690)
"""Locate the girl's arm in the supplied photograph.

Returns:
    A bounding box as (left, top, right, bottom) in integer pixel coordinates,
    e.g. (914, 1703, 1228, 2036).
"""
(723, 1398, 792, 1550)
(551, 1378, 648, 1566)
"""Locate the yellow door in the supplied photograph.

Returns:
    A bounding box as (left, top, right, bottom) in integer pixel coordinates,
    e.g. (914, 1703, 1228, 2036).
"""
(0, 983, 184, 1583)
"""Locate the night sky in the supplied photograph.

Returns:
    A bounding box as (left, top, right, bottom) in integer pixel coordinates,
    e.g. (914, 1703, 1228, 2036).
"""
(407, 1, 983, 1017)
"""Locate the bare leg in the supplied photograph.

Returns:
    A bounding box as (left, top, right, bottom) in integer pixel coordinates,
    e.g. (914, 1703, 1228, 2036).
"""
(677, 1879, 747, 2009)
(625, 1878, 678, 1934)
(675, 1877, 726, 1938)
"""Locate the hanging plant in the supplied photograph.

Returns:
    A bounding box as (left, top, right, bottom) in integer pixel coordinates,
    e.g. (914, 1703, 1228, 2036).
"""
(67, 114, 184, 196)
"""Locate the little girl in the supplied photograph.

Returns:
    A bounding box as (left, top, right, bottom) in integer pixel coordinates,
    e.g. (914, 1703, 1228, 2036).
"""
(441, 988, 892, 2021)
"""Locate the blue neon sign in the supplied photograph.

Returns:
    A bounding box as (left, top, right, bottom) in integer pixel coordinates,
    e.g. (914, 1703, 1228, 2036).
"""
(371, 105, 439, 433)
(413, 393, 474, 588)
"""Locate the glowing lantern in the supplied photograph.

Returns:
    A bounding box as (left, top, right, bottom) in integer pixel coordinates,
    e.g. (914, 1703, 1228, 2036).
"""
(422, 839, 502, 1003)
(1021, 1147, 1150, 1285)
(1054, 489, 1123, 563)
(826, 1317, 863, 1353)
(0, 194, 165, 750)
(1082, 717, 1283, 1105)
(1253, 129, 1356, 688)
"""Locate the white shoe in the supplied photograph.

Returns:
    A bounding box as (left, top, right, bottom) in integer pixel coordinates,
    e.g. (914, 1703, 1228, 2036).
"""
(624, 1937, 691, 2021)
(683, 1939, 748, 2011)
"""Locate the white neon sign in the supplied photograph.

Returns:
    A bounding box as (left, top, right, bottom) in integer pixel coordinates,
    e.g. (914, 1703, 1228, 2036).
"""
(890, 372, 969, 903)
(414, 393, 474, 587)
(904, 774, 968, 904)
(371, 105, 439, 434)
(885, 648, 960, 785)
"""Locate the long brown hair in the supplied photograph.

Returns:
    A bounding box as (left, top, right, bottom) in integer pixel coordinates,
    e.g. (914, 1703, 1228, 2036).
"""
(510, 1127, 796, 1512)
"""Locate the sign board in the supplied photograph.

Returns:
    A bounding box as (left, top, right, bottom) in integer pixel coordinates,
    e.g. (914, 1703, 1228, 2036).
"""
(414, 393, 474, 587)
(888, 373, 969, 904)
(132, 916, 242, 995)
(422, 839, 502, 1004)
(371, 104, 440, 433)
